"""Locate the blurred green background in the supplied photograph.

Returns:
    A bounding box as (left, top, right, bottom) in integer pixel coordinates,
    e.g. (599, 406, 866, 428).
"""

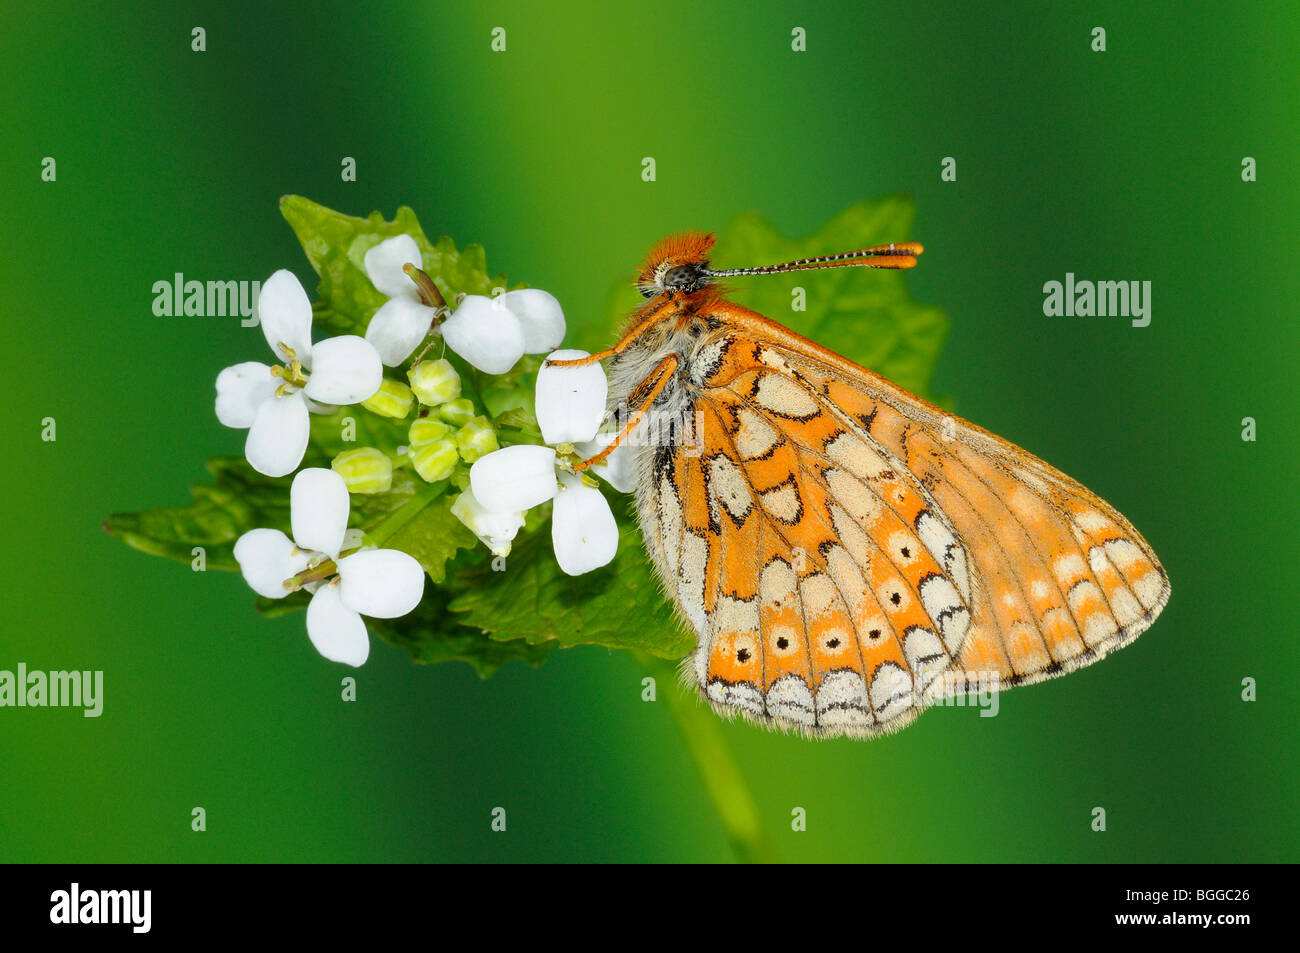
(2, 0, 1296, 862)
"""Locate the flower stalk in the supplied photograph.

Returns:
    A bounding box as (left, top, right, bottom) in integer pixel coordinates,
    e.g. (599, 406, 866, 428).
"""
(635, 652, 778, 864)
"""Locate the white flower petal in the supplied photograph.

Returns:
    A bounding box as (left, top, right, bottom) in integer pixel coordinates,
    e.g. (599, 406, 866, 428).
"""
(336, 549, 425, 619)
(341, 527, 366, 553)
(450, 488, 525, 557)
(245, 391, 310, 477)
(306, 583, 370, 666)
(363, 234, 423, 299)
(215, 361, 277, 429)
(551, 481, 618, 576)
(364, 297, 436, 367)
(233, 528, 311, 599)
(536, 348, 607, 445)
(258, 269, 314, 366)
(469, 445, 558, 512)
(302, 335, 383, 405)
(500, 288, 566, 353)
(440, 295, 525, 375)
(575, 432, 638, 494)
(290, 467, 351, 559)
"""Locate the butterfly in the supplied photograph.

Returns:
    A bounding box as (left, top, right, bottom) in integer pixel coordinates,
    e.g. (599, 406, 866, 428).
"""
(548, 232, 1169, 738)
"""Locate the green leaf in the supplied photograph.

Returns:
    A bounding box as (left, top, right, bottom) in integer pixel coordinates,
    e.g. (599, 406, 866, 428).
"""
(105, 455, 473, 584)
(448, 496, 694, 659)
(255, 590, 311, 617)
(369, 585, 555, 678)
(259, 580, 552, 678)
(104, 457, 292, 570)
(360, 472, 476, 585)
(279, 195, 514, 338)
(604, 196, 946, 400)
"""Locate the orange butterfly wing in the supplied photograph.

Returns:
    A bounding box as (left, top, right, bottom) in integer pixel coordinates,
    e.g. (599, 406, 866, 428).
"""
(640, 300, 1170, 738)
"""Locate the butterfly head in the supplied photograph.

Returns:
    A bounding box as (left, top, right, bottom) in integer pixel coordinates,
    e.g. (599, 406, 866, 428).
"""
(637, 231, 718, 298)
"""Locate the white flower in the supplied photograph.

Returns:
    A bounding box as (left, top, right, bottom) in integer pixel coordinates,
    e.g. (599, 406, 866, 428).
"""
(450, 488, 526, 558)
(363, 234, 568, 373)
(574, 430, 637, 494)
(540, 348, 636, 492)
(500, 289, 566, 353)
(439, 294, 527, 375)
(216, 270, 384, 477)
(363, 235, 439, 367)
(462, 349, 621, 574)
(233, 468, 425, 666)
(548, 470, 620, 575)
(534, 347, 607, 444)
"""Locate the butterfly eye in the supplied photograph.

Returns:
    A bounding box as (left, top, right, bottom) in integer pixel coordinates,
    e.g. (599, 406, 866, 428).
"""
(663, 263, 706, 294)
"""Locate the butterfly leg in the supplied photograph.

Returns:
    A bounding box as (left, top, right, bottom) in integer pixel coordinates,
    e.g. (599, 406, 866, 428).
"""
(544, 350, 615, 368)
(544, 299, 681, 368)
(571, 353, 678, 471)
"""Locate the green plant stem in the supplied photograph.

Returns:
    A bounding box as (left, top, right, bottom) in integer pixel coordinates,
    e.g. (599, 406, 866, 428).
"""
(365, 479, 449, 547)
(634, 652, 778, 864)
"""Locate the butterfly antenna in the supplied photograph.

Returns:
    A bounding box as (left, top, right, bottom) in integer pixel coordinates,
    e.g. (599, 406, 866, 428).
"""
(704, 242, 924, 276)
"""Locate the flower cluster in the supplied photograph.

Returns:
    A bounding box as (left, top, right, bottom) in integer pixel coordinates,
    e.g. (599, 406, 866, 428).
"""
(220, 234, 624, 666)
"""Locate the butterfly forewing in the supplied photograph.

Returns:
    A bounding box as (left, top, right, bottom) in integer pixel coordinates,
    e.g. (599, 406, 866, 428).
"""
(629, 294, 1169, 739)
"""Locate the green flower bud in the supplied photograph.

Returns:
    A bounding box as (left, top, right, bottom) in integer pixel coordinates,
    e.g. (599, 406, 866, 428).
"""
(408, 418, 451, 448)
(331, 447, 393, 495)
(455, 415, 499, 463)
(407, 358, 462, 406)
(411, 438, 459, 483)
(361, 379, 415, 419)
(438, 398, 476, 426)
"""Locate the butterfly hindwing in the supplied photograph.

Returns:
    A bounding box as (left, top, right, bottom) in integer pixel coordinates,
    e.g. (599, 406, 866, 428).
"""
(760, 330, 1170, 682)
(734, 302, 1171, 682)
